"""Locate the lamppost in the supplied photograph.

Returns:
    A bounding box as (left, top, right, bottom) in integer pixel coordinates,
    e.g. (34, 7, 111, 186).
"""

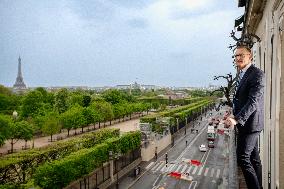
(12, 110, 18, 121)
(176, 118, 179, 132)
(184, 117, 187, 135)
(109, 151, 121, 189)
(109, 151, 114, 182)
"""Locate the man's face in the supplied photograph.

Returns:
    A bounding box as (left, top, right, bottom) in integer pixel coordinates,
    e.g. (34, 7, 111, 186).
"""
(234, 47, 252, 69)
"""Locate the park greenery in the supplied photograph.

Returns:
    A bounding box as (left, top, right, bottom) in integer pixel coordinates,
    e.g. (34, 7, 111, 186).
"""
(0, 85, 219, 151)
(0, 84, 218, 188)
(140, 98, 215, 133)
(0, 86, 152, 150)
(0, 128, 140, 188)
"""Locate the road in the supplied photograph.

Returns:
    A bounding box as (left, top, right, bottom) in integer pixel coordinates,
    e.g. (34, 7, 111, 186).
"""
(130, 109, 230, 189)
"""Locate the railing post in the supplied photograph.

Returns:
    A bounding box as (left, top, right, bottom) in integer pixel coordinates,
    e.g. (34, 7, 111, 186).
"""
(110, 160, 114, 182)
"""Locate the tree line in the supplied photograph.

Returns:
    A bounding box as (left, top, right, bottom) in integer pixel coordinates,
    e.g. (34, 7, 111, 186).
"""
(0, 85, 152, 152)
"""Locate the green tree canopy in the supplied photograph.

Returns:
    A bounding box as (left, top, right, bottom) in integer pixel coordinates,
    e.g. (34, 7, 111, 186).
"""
(54, 88, 69, 114)
(60, 105, 86, 136)
(21, 90, 44, 118)
(0, 114, 12, 146)
(42, 113, 61, 141)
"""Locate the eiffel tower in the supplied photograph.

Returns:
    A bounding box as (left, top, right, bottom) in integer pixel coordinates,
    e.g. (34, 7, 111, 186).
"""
(13, 56, 27, 92)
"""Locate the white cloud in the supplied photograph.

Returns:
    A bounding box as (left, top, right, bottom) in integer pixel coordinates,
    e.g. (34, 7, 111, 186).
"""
(130, 0, 240, 47)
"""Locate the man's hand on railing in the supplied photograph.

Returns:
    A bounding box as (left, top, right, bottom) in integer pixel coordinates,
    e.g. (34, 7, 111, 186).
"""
(224, 115, 237, 129)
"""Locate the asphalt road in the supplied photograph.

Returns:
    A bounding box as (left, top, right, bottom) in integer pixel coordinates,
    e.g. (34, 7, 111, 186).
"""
(130, 109, 230, 189)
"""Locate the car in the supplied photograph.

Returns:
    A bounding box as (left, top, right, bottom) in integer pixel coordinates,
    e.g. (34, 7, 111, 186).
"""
(199, 144, 207, 152)
(208, 141, 215, 148)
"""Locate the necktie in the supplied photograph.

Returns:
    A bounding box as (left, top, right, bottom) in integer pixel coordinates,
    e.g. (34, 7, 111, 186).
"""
(233, 70, 243, 97)
(236, 70, 243, 88)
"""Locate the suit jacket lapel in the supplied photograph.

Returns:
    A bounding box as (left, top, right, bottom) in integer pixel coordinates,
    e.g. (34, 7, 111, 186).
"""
(236, 65, 254, 94)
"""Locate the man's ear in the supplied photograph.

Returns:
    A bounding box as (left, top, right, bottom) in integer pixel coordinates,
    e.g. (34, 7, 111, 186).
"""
(250, 53, 253, 61)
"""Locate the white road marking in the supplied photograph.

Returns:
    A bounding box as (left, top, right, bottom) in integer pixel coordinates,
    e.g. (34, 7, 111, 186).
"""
(192, 166, 198, 175)
(175, 164, 183, 172)
(181, 165, 188, 173)
(152, 174, 162, 187)
(210, 168, 215, 177)
(176, 124, 209, 161)
(216, 169, 220, 178)
(200, 151, 207, 162)
(188, 181, 198, 189)
(186, 165, 193, 174)
(202, 148, 211, 165)
(151, 162, 161, 171)
(160, 164, 167, 172)
(204, 168, 209, 176)
(168, 164, 175, 172)
(146, 162, 154, 170)
(197, 166, 204, 175)
(156, 163, 165, 172)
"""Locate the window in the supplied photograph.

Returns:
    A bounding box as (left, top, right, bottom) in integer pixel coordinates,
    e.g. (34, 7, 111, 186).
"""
(270, 35, 274, 119)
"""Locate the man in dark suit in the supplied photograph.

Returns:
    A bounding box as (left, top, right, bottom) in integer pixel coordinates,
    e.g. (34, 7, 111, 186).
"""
(225, 45, 265, 189)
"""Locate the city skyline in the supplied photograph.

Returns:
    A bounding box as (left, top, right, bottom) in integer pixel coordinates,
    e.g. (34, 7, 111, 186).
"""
(0, 0, 243, 87)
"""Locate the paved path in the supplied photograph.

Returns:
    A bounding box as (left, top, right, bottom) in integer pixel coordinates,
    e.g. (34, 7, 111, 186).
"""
(0, 113, 144, 155)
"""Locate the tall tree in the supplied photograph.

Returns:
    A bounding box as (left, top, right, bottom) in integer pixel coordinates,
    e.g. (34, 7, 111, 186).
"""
(17, 121, 34, 149)
(102, 89, 124, 104)
(0, 84, 12, 96)
(21, 90, 44, 118)
(42, 114, 61, 141)
(60, 105, 86, 136)
(9, 120, 34, 152)
(0, 114, 12, 146)
(54, 89, 69, 114)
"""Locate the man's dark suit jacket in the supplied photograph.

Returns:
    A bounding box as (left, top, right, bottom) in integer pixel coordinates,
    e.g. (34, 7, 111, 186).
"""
(233, 64, 265, 134)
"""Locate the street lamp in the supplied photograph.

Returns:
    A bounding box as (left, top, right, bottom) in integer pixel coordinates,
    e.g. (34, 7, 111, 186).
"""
(113, 151, 121, 189)
(109, 151, 114, 182)
(12, 110, 18, 120)
(176, 118, 179, 132)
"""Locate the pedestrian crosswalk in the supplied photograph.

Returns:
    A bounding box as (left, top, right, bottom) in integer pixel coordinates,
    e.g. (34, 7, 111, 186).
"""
(147, 161, 224, 178)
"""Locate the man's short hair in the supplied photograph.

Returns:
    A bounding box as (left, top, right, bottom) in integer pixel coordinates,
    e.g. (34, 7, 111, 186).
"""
(236, 45, 252, 54)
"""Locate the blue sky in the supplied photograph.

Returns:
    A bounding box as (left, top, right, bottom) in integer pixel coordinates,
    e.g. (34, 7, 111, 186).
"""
(0, 0, 243, 87)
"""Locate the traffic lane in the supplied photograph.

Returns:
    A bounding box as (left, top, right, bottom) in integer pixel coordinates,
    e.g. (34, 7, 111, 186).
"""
(205, 134, 228, 167)
(167, 120, 209, 163)
(181, 124, 209, 162)
(153, 124, 211, 188)
(129, 171, 163, 189)
(193, 133, 229, 188)
(156, 176, 197, 189)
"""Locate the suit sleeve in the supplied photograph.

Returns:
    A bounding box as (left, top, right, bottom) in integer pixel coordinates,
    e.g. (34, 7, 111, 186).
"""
(235, 71, 265, 126)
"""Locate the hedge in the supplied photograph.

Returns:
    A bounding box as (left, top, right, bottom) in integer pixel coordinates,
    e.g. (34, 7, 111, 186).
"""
(137, 97, 203, 106)
(34, 131, 141, 189)
(140, 98, 213, 124)
(0, 128, 120, 184)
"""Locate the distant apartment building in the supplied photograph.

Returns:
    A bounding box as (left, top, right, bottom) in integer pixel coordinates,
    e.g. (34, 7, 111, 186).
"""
(115, 82, 158, 90)
(235, 0, 284, 188)
(157, 91, 188, 100)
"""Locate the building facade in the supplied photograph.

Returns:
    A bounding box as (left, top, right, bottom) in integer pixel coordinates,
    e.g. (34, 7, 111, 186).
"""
(236, 0, 284, 188)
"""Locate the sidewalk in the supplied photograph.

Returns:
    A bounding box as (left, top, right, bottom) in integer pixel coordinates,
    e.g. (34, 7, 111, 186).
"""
(0, 113, 144, 155)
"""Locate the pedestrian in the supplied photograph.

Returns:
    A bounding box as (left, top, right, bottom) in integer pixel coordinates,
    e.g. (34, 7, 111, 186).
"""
(165, 153, 168, 167)
(225, 45, 264, 189)
(186, 140, 188, 146)
(154, 147, 158, 161)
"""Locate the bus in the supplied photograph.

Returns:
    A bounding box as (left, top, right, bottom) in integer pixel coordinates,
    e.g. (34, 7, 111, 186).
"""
(207, 126, 216, 141)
